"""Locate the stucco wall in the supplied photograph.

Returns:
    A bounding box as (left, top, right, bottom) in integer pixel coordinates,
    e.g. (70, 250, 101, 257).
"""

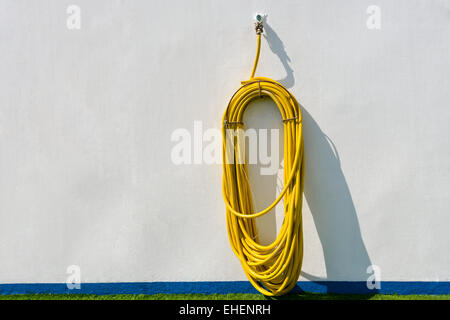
(0, 0, 448, 286)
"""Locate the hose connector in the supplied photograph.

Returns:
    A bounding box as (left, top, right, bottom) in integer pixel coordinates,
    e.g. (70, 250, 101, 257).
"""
(254, 14, 264, 35)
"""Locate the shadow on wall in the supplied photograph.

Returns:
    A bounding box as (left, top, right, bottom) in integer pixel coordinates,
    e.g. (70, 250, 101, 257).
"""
(246, 22, 375, 294)
(299, 108, 374, 294)
(264, 21, 295, 89)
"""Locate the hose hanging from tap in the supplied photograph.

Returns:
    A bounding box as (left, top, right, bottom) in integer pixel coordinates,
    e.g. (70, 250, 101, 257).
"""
(221, 18, 305, 296)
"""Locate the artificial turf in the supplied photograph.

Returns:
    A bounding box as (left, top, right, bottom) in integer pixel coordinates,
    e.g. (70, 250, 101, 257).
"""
(0, 293, 448, 300)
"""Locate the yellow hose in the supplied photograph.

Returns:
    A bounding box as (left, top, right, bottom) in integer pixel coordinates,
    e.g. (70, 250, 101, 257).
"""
(221, 31, 305, 296)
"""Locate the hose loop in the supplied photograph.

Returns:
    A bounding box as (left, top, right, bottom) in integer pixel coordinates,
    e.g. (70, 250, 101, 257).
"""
(222, 31, 305, 296)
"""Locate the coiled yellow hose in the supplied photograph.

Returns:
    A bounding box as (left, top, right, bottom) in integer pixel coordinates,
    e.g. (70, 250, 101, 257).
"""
(221, 27, 305, 296)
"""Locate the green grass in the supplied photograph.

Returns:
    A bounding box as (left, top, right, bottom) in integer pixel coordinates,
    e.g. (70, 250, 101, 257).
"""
(0, 293, 448, 300)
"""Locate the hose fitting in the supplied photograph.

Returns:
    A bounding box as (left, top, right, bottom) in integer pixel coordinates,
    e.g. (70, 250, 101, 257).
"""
(254, 14, 264, 35)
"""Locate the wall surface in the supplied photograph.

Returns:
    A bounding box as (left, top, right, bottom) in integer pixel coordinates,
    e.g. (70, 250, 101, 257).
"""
(0, 0, 449, 291)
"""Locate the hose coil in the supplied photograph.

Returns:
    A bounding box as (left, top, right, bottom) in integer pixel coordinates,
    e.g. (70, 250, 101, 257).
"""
(222, 30, 305, 296)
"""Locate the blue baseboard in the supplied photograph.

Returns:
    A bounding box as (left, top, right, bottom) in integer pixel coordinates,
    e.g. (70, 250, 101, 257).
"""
(0, 281, 448, 295)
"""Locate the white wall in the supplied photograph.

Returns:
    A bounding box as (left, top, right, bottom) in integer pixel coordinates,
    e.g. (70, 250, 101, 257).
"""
(0, 0, 448, 285)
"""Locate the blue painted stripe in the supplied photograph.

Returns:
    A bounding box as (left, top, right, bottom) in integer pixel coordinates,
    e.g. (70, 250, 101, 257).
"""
(0, 281, 448, 295)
